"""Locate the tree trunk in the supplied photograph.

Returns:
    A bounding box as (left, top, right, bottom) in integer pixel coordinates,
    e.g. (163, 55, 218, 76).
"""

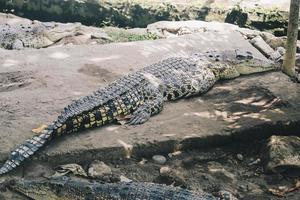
(283, 0, 300, 77)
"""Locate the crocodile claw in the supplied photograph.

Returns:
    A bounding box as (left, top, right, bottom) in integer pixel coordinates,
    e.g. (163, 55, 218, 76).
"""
(127, 110, 151, 125)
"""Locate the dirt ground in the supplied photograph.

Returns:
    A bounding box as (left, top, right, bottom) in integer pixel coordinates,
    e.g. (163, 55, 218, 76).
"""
(0, 22, 300, 199)
(1, 138, 299, 199)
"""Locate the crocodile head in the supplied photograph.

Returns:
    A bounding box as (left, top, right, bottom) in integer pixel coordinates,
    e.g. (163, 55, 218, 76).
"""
(8, 177, 70, 200)
(193, 49, 278, 80)
(0, 22, 82, 49)
(42, 22, 82, 43)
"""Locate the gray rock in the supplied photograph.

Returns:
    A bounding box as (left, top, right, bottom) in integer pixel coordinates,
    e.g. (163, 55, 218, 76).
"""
(263, 135, 300, 173)
(236, 154, 243, 161)
(295, 53, 300, 68)
(126, 28, 147, 35)
(88, 160, 112, 178)
(276, 47, 286, 56)
(120, 175, 132, 183)
(152, 155, 167, 165)
(159, 166, 171, 174)
(237, 28, 261, 39)
(147, 20, 238, 38)
(260, 32, 285, 49)
(248, 158, 261, 166)
(250, 36, 276, 59)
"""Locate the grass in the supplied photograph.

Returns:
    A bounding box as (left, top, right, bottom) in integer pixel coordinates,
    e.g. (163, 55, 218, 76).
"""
(103, 27, 159, 42)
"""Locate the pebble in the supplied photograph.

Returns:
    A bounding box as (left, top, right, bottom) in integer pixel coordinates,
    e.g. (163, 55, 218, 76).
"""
(248, 158, 261, 166)
(236, 154, 243, 161)
(239, 185, 247, 192)
(159, 166, 171, 174)
(152, 155, 167, 165)
(120, 175, 132, 183)
(88, 160, 112, 178)
(138, 158, 147, 165)
(168, 151, 182, 158)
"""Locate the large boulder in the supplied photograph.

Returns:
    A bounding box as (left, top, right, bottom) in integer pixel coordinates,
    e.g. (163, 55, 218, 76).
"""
(0, 0, 292, 32)
(263, 135, 300, 173)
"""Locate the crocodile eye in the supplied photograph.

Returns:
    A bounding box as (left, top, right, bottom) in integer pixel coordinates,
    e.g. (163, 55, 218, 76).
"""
(246, 51, 253, 59)
(236, 54, 246, 60)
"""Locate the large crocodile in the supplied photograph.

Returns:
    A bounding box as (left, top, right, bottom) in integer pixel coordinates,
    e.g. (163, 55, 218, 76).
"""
(3, 176, 234, 200)
(0, 49, 277, 175)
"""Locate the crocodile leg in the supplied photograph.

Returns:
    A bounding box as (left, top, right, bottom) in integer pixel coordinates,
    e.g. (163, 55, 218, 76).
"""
(162, 69, 217, 101)
(128, 85, 164, 125)
(184, 69, 217, 97)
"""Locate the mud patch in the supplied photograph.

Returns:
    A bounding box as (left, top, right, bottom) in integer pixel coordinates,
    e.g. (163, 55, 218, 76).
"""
(78, 64, 121, 82)
(0, 71, 35, 92)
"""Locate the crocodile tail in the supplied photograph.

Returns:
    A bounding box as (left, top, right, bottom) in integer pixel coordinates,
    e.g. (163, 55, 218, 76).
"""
(0, 127, 55, 175)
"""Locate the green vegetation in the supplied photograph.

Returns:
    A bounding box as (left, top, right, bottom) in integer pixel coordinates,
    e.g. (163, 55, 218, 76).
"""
(104, 27, 159, 42)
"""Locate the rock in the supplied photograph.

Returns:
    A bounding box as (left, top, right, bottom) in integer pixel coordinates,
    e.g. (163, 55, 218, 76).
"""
(269, 51, 282, 61)
(120, 175, 132, 183)
(263, 135, 300, 173)
(295, 53, 300, 68)
(152, 155, 167, 165)
(237, 27, 261, 39)
(207, 161, 236, 183)
(159, 166, 171, 174)
(248, 158, 261, 166)
(147, 20, 238, 38)
(296, 73, 300, 83)
(168, 151, 181, 158)
(155, 167, 186, 187)
(296, 40, 300, 53)
(138, 158, 147, 165)
(88, 160, 112, 178)
(225, 6, 248, 27)
(225, 5, 288, 36)
(273, 47, 286, 64)
(250, 36, 277, 59)
(0, 13, 32, 25)
(126, 28, 147, 35)
(276, 47, 286, 56)
(260, 32, 285, 49)
(236, 154, 244, 161)
(238, 185, 247, 192)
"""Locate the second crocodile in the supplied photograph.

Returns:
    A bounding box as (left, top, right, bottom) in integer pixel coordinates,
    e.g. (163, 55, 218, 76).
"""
(0, 21, 110, 49)
(4, 176, 231, 200)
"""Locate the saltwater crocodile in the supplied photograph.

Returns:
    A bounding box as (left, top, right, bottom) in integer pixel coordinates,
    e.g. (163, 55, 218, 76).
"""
(0, 21, 110, 49)
(2, 176, 237, 200)
(0, 49, 277, 175)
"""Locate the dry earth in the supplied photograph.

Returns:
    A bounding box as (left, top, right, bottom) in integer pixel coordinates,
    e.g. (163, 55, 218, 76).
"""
(0, 29, 299, 199)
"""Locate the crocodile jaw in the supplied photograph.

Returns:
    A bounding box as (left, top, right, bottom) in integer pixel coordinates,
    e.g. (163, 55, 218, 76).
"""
(235, 59, 277, 75)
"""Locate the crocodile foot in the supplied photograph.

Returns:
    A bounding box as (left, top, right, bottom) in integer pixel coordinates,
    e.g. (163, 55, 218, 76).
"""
(31, 124, 48, 134)
(127, 109, 151, 125)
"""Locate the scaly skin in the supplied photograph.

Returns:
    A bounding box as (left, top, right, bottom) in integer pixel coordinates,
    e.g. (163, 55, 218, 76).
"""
(0, 49, 277, 175)
(8, 177, 223, 200)
(0, 22, 81, 49)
